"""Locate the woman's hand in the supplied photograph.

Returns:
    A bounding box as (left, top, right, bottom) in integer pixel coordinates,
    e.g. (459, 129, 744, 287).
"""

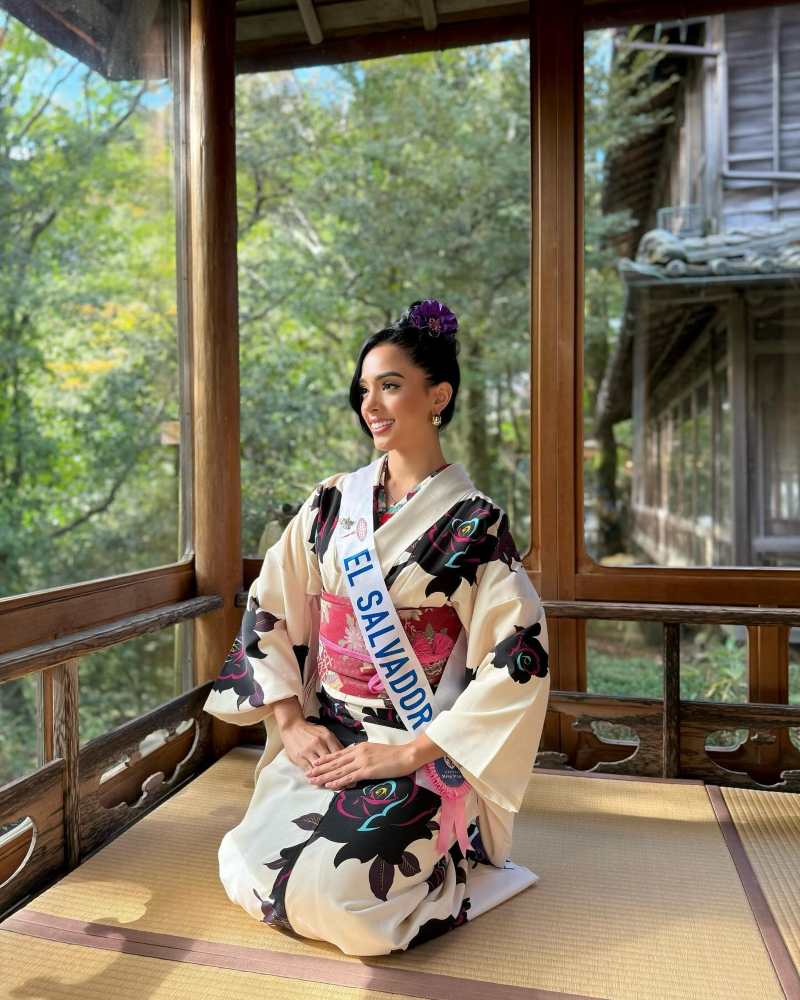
(271, 695, 344, 774)
(280, 717, 344, 772)
(305, 741, 416, 789)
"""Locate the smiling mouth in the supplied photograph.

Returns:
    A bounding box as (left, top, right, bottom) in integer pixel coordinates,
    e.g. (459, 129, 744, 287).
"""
(370, 420, 394, 433)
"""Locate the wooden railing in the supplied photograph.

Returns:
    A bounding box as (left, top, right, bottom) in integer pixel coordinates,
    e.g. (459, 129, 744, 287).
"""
(236, 589, 800, 787)
(3, 591, 800, 921)
(542, 600, 800, 787)
(0, 595, 222, 919)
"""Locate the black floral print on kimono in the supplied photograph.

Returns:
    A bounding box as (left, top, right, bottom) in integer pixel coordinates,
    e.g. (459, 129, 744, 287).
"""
(254, 828, 314, 932)
(308, 483, 342, 561)
(492, 622, 549, 683)
(405, 840, 471, 950)
(314, 777, 441, 901)
(255, 775, 440, 934)
(384, 496, 521, 599)
(212, 596, 279, 709)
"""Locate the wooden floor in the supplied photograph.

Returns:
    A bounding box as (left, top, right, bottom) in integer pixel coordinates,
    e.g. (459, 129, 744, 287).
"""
(1, 748, 799, 1000)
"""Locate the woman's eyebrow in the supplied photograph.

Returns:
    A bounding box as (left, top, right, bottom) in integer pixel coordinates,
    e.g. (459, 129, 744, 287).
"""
(358, 370, 405, 383)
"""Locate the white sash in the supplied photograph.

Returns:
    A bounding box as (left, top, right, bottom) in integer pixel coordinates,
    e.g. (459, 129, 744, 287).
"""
(335, 459, 471, 854)
(336, 460, 466, 727)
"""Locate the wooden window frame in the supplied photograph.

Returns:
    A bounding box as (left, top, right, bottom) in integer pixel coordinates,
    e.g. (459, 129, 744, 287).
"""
(0, 0, 196, 658)
(535, 0, 800, 762)
(539, 0, 800, 610)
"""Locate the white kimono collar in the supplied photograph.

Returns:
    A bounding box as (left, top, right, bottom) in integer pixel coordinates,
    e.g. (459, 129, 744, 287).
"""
(364, 455, 477, 576)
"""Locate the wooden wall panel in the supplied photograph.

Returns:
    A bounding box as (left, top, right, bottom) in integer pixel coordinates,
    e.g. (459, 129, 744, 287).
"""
(79, 683, 214, 859)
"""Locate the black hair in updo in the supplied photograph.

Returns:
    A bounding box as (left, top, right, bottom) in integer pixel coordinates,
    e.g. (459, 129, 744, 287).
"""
(348, 301, 461, 438)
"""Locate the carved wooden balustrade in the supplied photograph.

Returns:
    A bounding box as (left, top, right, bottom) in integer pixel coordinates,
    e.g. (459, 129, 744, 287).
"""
(540, 600, 800, 791)
(0, 596, 222, 919)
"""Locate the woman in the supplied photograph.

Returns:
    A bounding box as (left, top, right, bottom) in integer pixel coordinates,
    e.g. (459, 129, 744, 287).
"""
(203, 299, 550, 956)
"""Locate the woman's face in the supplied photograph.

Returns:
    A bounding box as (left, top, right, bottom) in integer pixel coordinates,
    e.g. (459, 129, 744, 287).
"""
(358, 343, 450, 451)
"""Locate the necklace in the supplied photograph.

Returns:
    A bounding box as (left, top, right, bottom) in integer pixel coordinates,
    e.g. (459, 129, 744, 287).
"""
(383, 477, 406, 509)
(381, 457, 407, 508)
(382, 457, 447, 509)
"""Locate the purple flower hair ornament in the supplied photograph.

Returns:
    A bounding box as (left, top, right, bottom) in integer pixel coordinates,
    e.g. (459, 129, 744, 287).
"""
(407, 299, 458, 342)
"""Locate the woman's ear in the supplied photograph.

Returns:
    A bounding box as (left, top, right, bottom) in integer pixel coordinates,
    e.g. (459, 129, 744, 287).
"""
(434, 381, 453, 410)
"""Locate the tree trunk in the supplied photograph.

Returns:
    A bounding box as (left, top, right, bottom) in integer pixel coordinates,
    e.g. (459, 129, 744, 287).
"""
(595, 419, 623, 555)
(466, 339, 490, 488)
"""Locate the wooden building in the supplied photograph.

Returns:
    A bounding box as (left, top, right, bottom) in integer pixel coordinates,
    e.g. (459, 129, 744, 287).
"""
(2, 3, 800, 998)
(601, 8, 800, 568)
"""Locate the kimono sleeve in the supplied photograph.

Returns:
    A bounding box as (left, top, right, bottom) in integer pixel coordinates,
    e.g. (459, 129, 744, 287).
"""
(202, 484, 323, 726)
(424, 554, 550, 814)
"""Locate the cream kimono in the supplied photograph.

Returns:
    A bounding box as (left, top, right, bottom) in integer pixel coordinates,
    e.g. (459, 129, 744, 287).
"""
(203, 458, 550, 956)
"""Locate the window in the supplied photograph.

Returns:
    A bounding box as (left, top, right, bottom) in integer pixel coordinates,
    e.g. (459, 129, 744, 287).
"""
(584, 7, 800, 569)
(237, 45, 532, 558)
(723, 7, 800, 227)
(0, 1, 187, 599)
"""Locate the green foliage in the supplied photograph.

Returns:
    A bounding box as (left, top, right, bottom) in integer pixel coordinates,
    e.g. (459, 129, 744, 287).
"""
(0, 676, 39, 787)
(235, 45, 533, 552)
(0, 13, 180, 601)
(587, 626, 750, 749)
(588, 630, 748, 703)
(0, 13, 183, 783)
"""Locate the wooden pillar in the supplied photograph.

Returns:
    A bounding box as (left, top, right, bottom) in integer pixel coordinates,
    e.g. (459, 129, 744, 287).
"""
(662, 623, 681, 777)
(749, 624, 792, 776)
(188, 0, 242, 753)
(531, 2, 582, 757)
(52, 660, 81, 870)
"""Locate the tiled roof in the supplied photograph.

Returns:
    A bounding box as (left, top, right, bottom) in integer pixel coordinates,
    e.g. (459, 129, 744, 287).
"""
(619, 223, 800, 282)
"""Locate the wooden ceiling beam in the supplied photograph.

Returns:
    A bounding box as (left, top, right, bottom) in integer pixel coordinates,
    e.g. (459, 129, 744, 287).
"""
(236, 0, 525, 44)
(236, 12, 528, 72)
(419, 0, 439, 31)
(296, 0, 324, 44)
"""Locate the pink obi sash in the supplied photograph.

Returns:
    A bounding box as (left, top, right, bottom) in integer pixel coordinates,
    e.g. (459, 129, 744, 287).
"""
(317, 590, 462, 700)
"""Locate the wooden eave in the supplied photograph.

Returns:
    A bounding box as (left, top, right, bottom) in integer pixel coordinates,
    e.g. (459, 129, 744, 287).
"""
(10, 1, 800, 79)
(237, 0, 800, 68)
(233, 0, 530, 72)
(599, 28, 691, 259)
(610, 269, 800, 426)
(1, 0, 172, 80)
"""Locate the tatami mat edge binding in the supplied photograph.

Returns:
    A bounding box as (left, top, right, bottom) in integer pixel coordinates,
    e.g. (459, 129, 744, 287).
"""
(707, 784, 800, 1000)
(1, 909, 600, 1000)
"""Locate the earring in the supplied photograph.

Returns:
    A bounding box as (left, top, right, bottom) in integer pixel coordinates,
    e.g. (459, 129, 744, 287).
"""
(432, 413, 442, 426)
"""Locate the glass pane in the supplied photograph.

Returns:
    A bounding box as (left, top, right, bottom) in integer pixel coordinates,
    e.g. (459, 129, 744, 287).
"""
(584, 6, 800, 568)
(0, 675, 40, 788)
(586, 620, 663, 698)
(789, 629, 800, 705)
(237, 44, 532, 556)
(79, 623, 192, 745)
(586, 620, 747, 702)
(0, 1, 186, 599)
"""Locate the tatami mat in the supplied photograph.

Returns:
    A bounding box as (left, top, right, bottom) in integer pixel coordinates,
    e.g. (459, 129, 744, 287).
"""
(0, 748, 787, 999)
(0, 931, 423, 1000)
(721, 784, 800, 975)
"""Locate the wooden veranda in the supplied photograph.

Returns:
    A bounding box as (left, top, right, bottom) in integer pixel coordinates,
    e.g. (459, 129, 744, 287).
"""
(2, 2, 800, 998)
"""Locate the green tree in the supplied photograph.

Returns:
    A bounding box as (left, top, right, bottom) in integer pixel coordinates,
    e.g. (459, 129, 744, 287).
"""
(0, 14, 182, 783)
(236, 45, 533, 553)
